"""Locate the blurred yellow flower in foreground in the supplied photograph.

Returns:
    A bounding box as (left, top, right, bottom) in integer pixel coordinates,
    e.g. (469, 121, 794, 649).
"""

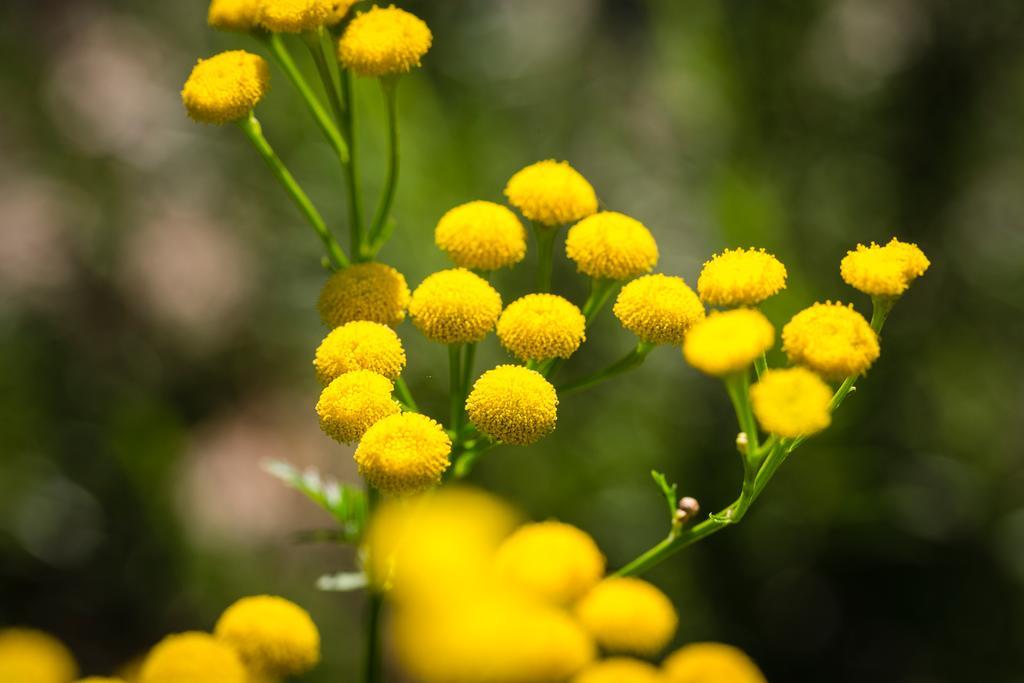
(573, 658, 665, 683)
(662, 642, 766, 683)
(139, 632, 247, 683)
(214, 595, 320, 677)
(181, 51, 269, 124)
(0, 628, 78, 683)
(750, 367, 832, 438)
(574, 577, 678, 657)
(683, 308, 774, 377)
(494, 521, 606, 605)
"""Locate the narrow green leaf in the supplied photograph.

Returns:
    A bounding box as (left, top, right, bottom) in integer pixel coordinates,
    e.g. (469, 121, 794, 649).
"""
(262, 459, 368, 543)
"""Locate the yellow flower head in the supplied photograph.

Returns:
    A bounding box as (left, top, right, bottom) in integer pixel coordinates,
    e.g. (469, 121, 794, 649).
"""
(840, 237, 930, 298)
(317, 262, 411, 328)
(354, 412, 452, 496)
(207, 0, 261, 31)
(497, 294, 586, 362)
(327, 0, 357, 23)
(565, 211, 659, 281)
(493, 521, 605, 605)
(75, 678, 127, 683)
(466, 365, 558, 445)
(697, 247, 787, 307)
(181, 51, 269, 124)
(504, 160, 598, 227)
(409, 268, 503, 344)
(574, 577, 678, 657)
(140, 632, 247, 683)
(316, 370, 400, 444)
(214, 595, 320, 677)
(750, 367, 832, 438)
(662, 643, 766, 683)
(683, 308, 775, 377)
(613, 274, 705, 345)
(435, 201, 527, 271)
(0, 628, 78, 683)
(313, 320, 406, 384)
(338, 6, 433, 77)
(257, 0, 331, 32)
(574, 658, 665, 683)
(782, 302, 879, 379)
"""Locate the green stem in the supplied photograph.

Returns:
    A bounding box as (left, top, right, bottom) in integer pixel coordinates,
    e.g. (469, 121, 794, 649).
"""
(453, 441, 495, 479)
(754, 352, 768, 379)
(237, 114, 348, 269)
(614, 516, 730, 577)
(534, 223, 557, 292)
(724, 369, 759, 454)
(461, 343, 477, 396)
(261, 32, 349, 164)
(303, 28, 347, 129)
(340, 69, 366, 259)
(395, 376, 418, 412)
(367, 78, 401, 253)
(558, 342, 655, 396)
(581, 278, 620, 327)
(448, 344, 463, 435)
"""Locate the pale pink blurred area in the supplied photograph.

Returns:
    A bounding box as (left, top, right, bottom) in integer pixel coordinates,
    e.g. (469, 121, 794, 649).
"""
(175, 392, 357, 548)
(44, 6, 188, 167)
(118, 200, 255, 351)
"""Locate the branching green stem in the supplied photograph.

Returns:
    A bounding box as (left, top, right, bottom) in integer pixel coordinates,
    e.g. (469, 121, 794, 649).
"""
(367, 78, 400, 253)
(237, 114, 348, 269)
(453, 440, 495, 478)
(581, 278, 620, 326)
(558, 342, 655, 396)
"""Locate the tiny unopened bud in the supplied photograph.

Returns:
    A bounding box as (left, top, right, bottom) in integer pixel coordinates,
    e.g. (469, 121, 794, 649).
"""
(736, 431, 749, 454)
(675, 496, 700, 525)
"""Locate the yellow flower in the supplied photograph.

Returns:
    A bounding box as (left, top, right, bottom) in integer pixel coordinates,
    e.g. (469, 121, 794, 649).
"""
(409, 268, 503, 344)
(317, 262, 410, 328)
(394, 592, 595, 683)
(435, 201, 527, 271)
(214, 595, 320, 677)
(504, 160, 598, 227)
(257, 0, 331, 32)
(662, 643, 766, 683)
(840, 237, 930, 297)
(354, 412, 452, 496)
(697, 247, 787, 307)
(750, 367, 832, 438)
(493, 521, 605, 605)
(327, 0, 357, 23)
(316, 370, 400, 444)
(565, 211, 659, 281)
(497, 294, 586, 362)
(75, 679, 127, 683)
(682, 309, 774, 377)
(574, 658, 665, 683)
(782, 302, 879, 379)
(0, 628, 78, 683)
(139, 632, 247, 683)
(466, 365, 558, 445)
(613, 274, 705, 345)
(313, 320, 406, 384)
(574, 577, 678, 657)
(338, 6, 432, 77)
(181, 51, 269, 124)
(207, 0, 261, 31)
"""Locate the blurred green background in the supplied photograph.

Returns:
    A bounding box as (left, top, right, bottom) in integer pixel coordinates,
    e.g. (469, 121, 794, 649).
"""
(2, 0, 1024, 681)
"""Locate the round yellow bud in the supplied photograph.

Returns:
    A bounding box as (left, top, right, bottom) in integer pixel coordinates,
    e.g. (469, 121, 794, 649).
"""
(574, 577, 678, 657)
(354, 412, 452, 496)
(840, 237, 930, 298)
(313, 320, 406, 384)
(504, 160, 599, 227)
(494, 521, 605, 605)
(497, 294, 586, 362)
(409, 268, 503, 344)
(258, 0, 331, 32)
(750, 367, 832, 438)
(435, 200, 527, 270)
(466, 365, 558, 445)
(140, 632, 247, 683)
(0, 628, 78, 683)
(782, 302, 879, 380)
(315, 370, 400, 444)
(214, 595, 320, 677)
(574, 658, 665, 683)
(207, 0, 261, 31)
(613, 274, 705, 345)
(683, 309, 775, 377)
(565, 211, 659, 281)
(181, 51, 269, 124)
(662, 643, 766, 683)
(697, 247, 787, 307)
(317, 262, 410, 328)
(338, 6, 432, 77)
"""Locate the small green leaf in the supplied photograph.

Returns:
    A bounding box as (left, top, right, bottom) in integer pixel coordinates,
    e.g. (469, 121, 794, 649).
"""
(651, 470, 678, 521)
(316, 571, 367, 592)
(263, 459, 368, 543)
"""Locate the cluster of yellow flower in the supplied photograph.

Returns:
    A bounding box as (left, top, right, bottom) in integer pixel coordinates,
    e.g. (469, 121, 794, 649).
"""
(0, 595, 320, 683)
(366, 487, 767, 683)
